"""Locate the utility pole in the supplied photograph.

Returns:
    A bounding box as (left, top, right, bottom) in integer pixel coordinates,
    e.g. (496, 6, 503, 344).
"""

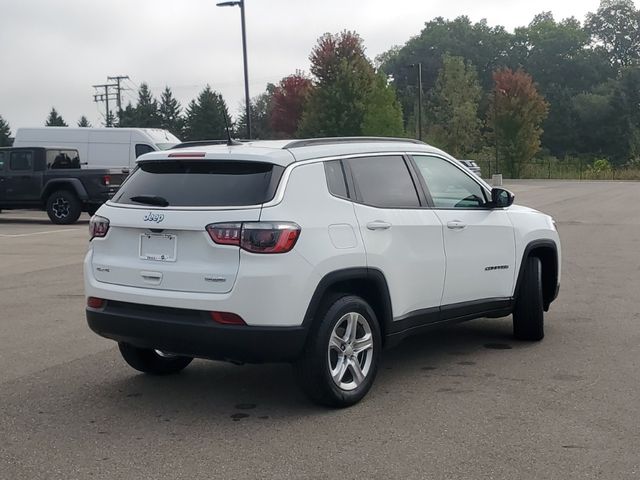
(107, 75, 130, 121)
(93, 83, 118, 127)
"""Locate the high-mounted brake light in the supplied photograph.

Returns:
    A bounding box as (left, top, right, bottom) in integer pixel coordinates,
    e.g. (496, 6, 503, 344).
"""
(89, 215, 110, 240)
(206, 222, 301, 254)
(102, 175, 111, 186)
(168, 152, 206, 158)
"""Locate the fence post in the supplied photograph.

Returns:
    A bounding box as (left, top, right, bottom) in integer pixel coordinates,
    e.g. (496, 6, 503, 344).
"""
(548, 160, 551, 179)
(579, 158, 583, 181)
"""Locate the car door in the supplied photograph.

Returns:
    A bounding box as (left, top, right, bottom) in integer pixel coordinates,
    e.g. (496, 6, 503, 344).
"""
(410, 154, 516, 306)
(346, 154, 446, 321)
(5, 150, 40, 203)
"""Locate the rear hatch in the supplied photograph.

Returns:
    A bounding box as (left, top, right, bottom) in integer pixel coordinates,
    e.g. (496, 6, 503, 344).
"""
(90, 159, 283, 294)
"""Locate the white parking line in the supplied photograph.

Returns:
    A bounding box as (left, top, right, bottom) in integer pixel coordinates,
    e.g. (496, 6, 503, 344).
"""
(0, 229, 84, 238)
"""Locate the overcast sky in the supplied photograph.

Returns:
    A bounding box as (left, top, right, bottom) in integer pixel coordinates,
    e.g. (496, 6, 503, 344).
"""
(1, 0, 633, 133)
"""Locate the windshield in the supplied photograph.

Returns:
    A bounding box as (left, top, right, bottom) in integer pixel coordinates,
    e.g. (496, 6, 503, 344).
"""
(112, 160, 285, 207)
(155, 143, 179, 151)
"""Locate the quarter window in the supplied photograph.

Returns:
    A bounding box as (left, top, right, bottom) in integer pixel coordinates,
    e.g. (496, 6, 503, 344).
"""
(347, 155, 420, 208)
(413, 155, 487, 209)
(324, 160, 349, 198)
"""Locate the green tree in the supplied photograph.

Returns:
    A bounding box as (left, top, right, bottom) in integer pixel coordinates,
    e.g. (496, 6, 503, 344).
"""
(361, 72, 405, 137)
(183, 86, 231, 141)
(0, 115, 11, 146)
(159, 86, 184, 138)
(45, 107, 67, 126)
(134, 83, 161, 128)
(235, 84, 275, 140)
(426, 55, 481, 157)
(77, 116, 92, 127)
(587, 0, 640, 68)
(299, 31, 404, 137)
(118, 102, 137, 127)
(487, 69, 548, 178)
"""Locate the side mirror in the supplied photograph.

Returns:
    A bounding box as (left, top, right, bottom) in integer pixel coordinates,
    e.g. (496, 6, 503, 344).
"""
(491, 188, 515, 208)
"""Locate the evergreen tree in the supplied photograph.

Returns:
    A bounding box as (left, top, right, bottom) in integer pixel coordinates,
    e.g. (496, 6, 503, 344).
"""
(183, 86, 231, 141)
(0, 115, 11, 146)
(45, 107, 68, 126)
(77, 116, 92, 127)
(118, 102, 137, 127)
(134, 83, 161, 128)
(236, 84, 275, 140)
(427, 55, 481, 157)
(159, 86, 184, 138)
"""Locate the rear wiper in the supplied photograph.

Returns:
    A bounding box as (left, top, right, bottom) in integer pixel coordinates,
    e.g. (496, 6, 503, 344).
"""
(129, 195, 170, 207)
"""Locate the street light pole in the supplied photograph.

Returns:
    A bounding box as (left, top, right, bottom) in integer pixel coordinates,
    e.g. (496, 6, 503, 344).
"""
(217, 0, 251, 139)
(410, 63, 423, 141)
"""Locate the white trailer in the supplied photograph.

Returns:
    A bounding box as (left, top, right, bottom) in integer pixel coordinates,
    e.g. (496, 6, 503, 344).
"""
(13, 127, 181, 169)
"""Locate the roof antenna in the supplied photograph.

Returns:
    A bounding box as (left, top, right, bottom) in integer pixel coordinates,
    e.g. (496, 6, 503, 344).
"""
(222, 110, 241, 146)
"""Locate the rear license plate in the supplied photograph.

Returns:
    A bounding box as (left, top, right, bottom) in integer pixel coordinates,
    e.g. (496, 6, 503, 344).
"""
(139, 233, 177, 262)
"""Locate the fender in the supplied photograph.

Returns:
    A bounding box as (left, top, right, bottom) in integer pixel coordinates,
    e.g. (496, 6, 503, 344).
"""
(513, 239, 559, 310)
(42, 178, 89, 201)
(301, 267, 393, 333)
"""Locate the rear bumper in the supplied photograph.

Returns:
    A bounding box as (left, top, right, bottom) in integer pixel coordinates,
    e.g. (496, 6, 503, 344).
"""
(86, 300, 308, 363)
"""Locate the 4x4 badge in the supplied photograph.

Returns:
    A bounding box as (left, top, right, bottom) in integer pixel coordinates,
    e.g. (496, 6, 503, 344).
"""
(143, 212, 164, 223)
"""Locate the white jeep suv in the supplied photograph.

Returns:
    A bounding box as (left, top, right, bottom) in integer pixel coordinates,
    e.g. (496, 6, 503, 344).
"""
(85, 137, 560, 407)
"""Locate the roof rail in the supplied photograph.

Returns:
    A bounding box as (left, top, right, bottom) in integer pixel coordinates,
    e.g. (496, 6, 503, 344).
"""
(282, 137, 426, 149)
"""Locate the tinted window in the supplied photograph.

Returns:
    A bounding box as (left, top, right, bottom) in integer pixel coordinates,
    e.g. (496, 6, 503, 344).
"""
(46, 149, 80, 169)
(324, 160, 349, 198)
(10, 151, 33, 171)
(413, 155, 487, 209)
(348, 155, 419, 208)
(112, 160, 285, 207)
(135, 144, 155, 158)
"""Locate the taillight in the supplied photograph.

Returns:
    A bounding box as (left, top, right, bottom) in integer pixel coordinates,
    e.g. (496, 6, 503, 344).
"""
(206, 223, 242, 245)
(206, 222, 301, 254)
(102, 175, 111, 186)
(89, 215, 110, 240)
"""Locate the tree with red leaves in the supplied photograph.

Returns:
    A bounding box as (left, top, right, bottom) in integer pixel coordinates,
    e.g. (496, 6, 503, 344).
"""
(270, 73, 313, 138)
(488, 68, 548, 178)
(298, 31, 404, 137)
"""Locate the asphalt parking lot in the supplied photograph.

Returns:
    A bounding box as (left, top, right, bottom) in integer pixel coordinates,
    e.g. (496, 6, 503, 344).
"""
(1, 180, 639, 480)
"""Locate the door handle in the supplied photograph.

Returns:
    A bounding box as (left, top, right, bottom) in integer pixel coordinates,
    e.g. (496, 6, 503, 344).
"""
(447, 220, 467, 230)
(367, 221, 392, 231)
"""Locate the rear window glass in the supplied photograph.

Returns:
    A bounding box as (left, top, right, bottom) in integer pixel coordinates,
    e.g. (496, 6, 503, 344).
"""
(112, 160, 285, 207)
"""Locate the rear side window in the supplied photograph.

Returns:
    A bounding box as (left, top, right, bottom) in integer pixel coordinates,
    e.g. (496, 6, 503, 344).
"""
(347, 155, 420, 208)
(324, 160, 349, 198)
(112, 160, 285, 207)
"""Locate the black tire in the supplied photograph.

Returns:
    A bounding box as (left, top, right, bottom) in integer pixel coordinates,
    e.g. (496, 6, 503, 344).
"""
(46, 190, 82, 224)
(118, 342, 193, 375)
(294, 294, 382, 408)
(513, 256, 544, 341)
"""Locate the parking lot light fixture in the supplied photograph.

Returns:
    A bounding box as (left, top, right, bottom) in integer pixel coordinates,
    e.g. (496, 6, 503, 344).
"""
(216, 0, 251, 139)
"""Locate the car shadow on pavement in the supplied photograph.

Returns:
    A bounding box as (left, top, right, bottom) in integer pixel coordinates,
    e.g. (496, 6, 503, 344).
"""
(86, 318, 519, 420)
(0, 217, 89, 225)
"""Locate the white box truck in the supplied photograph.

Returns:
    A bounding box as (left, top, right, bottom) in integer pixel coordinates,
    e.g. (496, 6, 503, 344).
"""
(12, 127, 181, 169)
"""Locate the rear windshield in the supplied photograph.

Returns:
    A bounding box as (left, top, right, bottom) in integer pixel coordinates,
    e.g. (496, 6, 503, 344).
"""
(112, 160, 284, 207)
